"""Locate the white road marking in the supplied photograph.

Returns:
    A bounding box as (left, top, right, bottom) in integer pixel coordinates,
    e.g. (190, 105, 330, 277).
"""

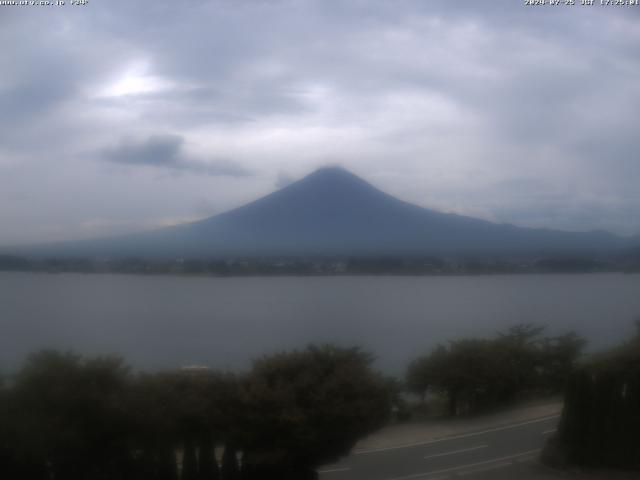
(542, 428, 557, 435)
(355, 414, 560, 455)
(423, 444, 488, 460)
(385, 449, 541, 480)
(318, 467, 351, 474)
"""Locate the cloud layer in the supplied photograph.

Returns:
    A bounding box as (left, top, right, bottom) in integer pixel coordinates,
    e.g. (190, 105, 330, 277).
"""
(1, 0, 639, 245)
(102, 134, 250, 177)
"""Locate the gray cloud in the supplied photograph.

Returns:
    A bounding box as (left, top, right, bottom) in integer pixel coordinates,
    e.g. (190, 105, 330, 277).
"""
(102, 134, 250, 177)
(1, 0, 639, 244)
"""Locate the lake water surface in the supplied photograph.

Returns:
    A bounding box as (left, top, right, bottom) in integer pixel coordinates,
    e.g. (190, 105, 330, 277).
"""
(1, 272, 639, 375)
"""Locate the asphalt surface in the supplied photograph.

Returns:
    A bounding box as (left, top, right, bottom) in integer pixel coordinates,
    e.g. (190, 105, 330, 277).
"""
(318, 415, 562, 480)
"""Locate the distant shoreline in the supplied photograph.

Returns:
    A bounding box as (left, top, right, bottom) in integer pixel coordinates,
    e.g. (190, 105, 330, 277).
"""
(1, 252, 639, 277)
(1, 269, 637, 278)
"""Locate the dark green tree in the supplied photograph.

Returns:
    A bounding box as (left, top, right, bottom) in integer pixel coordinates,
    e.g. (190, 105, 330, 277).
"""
(127, 373, 181, 479)
(538, 331, 587, 393)
(221, 445, 241, 479)
(239, 345, 391, 478)
(9, 351, 133, 479)
(197, 436, 219, 480)
(182, 439, 198, 480)
(407, 325, 586, 417)
(406, 346, 447, 402)
(548, 325, 640, 470)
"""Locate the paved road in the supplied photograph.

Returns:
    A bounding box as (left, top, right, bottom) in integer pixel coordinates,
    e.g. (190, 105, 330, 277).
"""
(319, 415, 561, 480)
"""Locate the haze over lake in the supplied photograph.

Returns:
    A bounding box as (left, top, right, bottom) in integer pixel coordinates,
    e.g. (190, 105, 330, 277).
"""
(2, 272, 638, 375)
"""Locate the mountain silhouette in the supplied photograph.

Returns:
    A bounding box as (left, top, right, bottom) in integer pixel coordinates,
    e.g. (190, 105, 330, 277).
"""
(10, 167, 630, 257)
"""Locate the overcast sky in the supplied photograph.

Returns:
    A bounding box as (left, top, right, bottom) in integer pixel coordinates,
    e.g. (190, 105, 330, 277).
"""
(1, 0, 639, 246)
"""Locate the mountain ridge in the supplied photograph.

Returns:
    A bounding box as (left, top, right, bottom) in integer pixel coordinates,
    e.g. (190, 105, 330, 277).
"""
(4, 167, 634, 258)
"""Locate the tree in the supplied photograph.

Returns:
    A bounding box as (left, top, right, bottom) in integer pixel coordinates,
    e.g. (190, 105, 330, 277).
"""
(127, 370, 238, 480)
(547, 325, 640, 470)
(538, 332, 587, 393)
(1, 345, 392, 479)
(406, 325, 586, 417)
(239, 345, 391, 478)
(9, 351, 133, 479)
(198, 436, 219, 480)
(221, 445, 241, 479)
(406, 345, 448, 402)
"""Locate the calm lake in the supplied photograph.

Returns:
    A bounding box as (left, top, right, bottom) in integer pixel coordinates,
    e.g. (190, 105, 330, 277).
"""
(1, 272, 639, 375)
